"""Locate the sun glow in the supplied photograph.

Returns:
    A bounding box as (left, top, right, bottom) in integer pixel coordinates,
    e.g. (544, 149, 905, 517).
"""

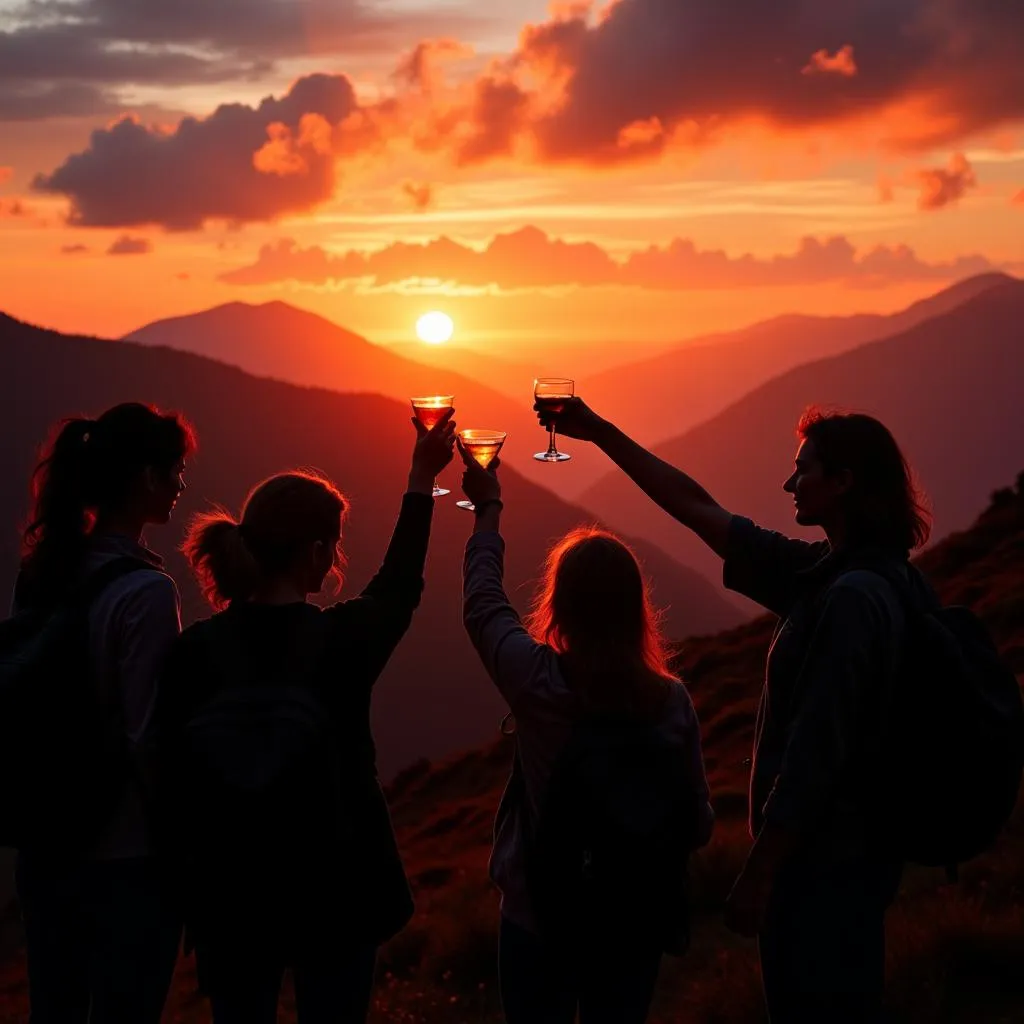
(416, 310, 454, 344)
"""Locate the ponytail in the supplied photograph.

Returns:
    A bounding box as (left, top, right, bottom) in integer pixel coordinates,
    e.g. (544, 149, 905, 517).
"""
(20, 403, 196, 604)
(183, 470, 347, 610)
(20, 418, 96, 602)
(182, 510, 261, 610)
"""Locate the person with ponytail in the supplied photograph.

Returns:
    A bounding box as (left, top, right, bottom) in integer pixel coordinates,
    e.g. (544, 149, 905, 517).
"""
(12, 402, 196, 1024)
(152, 408, 456, 1024)
(459, 447, 713, 1024)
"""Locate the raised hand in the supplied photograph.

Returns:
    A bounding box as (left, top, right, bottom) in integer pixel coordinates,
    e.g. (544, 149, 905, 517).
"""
(410, 407, 456, 488)
(533, 396, 605, 442)
(458, 438, 501, 508)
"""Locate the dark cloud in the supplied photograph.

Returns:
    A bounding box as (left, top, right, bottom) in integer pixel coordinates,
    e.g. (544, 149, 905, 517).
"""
(32, 75, 357, 229)
(219, 227, 1002, 290)
(107, 235, 151, 254)
(0, 82, 120, 122)
(60, 243, 91, 254)
(914, 152, 977, 210)
(454, 0, 1024, 164)
(1, 0, 487, 121)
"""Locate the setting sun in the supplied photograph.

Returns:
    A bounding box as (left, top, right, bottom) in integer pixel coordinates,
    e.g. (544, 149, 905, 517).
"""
(415, 311, 454, 345)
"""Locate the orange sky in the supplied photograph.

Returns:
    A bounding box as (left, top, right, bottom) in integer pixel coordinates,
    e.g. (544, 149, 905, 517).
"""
(2, 0, 1023, 352)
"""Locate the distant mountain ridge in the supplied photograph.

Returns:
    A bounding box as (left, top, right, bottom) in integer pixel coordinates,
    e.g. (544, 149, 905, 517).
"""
(0, 312, 742, 778)
(580, 278, 1024, 603)
(563, 273, 1015, 495)
(124, 300, 603, 494)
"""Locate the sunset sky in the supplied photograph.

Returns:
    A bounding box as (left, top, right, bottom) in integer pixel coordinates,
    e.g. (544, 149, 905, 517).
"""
(2, 0, 1023, 352)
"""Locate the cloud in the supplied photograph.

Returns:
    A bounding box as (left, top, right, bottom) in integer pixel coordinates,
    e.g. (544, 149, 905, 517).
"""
(107, 235, 152, 255)
(1013, 189, 1024, 206)
(219, 227, 1003, 291)
(446, 0, 1024, 165)
(402, 181, 435, 211)
(802, 45, 858, 78)
(32, 75, 358, 229)
(1, 0, 487, 120)
(0, 167, 12, 184)
(61, 244, 90, 254)
(914, 152, 977, 211)
(0, 198, 31, 217)
(395, 39, 475, 93)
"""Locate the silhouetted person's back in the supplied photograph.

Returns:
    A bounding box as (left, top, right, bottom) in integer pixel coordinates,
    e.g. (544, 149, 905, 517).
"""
(458, 448, 713, 1024)
(6, 403, 194, 1024)
(152, 412, 455, 1024)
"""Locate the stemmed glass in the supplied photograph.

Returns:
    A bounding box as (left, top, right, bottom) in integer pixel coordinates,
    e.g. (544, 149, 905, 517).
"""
(456, 430, 507, 511)
(533, 378, 573, 463)
(411, 395, 454, 497)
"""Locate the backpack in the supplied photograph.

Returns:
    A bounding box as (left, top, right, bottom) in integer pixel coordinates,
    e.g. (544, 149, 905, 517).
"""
(0, 557, 151, 851)
(175, 615, 345, 874)
(854, 564, 1023, 869)
(524, 715, 700, 956)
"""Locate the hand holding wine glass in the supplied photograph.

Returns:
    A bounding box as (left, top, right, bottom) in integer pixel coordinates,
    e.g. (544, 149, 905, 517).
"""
(533, 378, 574, 463)
(410, 405, 456, 496)
(533, 395, 604, 443)
(457, 431, 503, 512)
(411, 395, 455, 497)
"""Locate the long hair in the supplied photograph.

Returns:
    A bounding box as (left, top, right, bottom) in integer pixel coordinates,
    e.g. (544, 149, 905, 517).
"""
(798, 407, 931, 553)
(525, 527, 675, 717)
(183, 470, 348, 609)
(20, 403, 196, 603)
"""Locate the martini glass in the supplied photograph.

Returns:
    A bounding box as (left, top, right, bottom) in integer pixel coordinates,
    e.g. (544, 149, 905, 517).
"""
(456, 429, 507, 511)
(411, 394, 454, 497)
(533, 378, 573, 463)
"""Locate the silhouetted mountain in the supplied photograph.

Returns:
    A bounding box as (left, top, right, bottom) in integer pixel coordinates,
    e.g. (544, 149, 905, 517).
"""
(124, 301, 576, 486)
(580, 279, 1024, 603)
(567, 273, 1014, 496)
(0, 312, 741, 779)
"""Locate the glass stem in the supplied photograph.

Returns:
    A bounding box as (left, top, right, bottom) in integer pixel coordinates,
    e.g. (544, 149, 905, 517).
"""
(547, 425, 558, 457)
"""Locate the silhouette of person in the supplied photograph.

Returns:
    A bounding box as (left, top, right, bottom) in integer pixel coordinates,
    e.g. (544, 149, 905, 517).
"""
(538, 398, 933, 1023)
(150, 409, 455, 1024)
(459, 443, 713, 1024)
(11, 403, 195, 1024)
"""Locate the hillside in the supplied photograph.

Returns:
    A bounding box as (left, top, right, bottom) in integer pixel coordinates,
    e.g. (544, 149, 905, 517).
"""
(564, 272, 1013, 496)
(124, 301, 600, 494)
(580, 279, 1024, 602)
(0, 313, 741, 779)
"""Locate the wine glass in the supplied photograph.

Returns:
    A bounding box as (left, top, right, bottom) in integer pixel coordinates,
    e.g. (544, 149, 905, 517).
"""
(456, 430, 507, 511)
(411, 395, 454, 497)
(533, 378, 573, 463)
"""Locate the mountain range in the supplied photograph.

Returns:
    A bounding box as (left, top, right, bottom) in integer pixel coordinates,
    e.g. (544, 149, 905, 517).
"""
(580, 278, 1024, 603)
(0, 312, 741, 778)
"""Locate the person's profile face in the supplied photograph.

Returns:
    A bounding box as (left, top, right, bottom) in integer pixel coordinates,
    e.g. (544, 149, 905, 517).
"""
(783, 439, 848, 528)
(144, 459, 187, 525)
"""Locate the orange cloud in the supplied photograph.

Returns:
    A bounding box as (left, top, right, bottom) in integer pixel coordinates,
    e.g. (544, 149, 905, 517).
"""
(401, 181, 435, 210)
(33, 75, 358, 229)
(802, 45, 858, 77)
(444, 1, 1024, 165)
(395, 38, 474, 93)
(0, 198, 29, 217)
(0, 167, 12, 185)
(107, 235, 152, 255)
(914, 152, 977, 211)
(219, 227, 1004, 291)
(1013, 189, 1024, 206)
(61, 244, 90, 254)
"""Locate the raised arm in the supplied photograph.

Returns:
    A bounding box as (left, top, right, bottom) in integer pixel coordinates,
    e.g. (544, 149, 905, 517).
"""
(536, 399, 733, 559)
(459, 447, 553, 711)
(330, 409, 455, 682)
